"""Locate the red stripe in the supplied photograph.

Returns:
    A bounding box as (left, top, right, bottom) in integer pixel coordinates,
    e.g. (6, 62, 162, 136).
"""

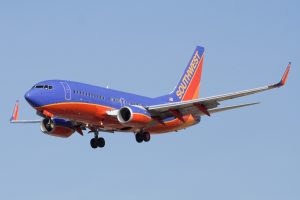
(37, 102, 197, 134)
(13, 102, 19, 120)
(182, 56, 204, 101)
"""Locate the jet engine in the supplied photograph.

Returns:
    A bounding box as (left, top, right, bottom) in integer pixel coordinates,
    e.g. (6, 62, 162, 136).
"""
(117, 106, 152, 127)
(40, 118, 75, 138)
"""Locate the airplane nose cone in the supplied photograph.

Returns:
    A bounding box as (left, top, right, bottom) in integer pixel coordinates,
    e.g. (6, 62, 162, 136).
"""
(24, 90, 32, 103)
(24, 90, 38, 107)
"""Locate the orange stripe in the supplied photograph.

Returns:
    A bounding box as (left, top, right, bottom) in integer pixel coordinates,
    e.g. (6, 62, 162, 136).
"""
(182, 56, 204, 101)
(37, 102, 112, 110)
(148, 114, 197, 133)
(126, 113, 152, 127)
(13, 103, 19, 120)
(47, 126, 75, 138)
(37, 102, 198, 134)
(281, 63, 291, 85)
(191, 83, 201, 99)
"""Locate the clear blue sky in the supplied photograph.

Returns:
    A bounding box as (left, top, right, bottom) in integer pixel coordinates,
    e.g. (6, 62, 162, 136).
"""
(0, 1, 299, 199)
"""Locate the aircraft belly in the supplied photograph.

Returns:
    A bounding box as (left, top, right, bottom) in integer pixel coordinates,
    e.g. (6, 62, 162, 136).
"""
(147, 114, 198, 134)
(37, 102, 198, 134)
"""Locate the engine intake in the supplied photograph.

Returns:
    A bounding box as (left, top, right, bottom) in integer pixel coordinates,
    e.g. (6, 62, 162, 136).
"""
(41, 118, 75, 138)
(117, 106, 152, 127)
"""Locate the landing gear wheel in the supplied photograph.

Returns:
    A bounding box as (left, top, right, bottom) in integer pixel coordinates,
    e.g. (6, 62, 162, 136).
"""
(90, 138, 98, 149)
(97, 137, 105, 148)
(135, 133, 143, 143)
(143, 132, 151, 142)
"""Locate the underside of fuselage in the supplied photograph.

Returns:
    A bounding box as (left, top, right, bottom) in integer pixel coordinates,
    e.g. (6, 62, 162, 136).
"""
(36, 102, 199, 134)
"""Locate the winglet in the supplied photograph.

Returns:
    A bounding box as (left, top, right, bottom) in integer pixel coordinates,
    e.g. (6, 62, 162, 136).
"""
(276, 62, 291, 87)
(10, 100, 19, 122)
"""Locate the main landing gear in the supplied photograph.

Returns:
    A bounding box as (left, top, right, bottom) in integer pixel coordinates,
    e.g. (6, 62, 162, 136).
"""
(135, 131, 151, 143)
(90, 131, 105, 149)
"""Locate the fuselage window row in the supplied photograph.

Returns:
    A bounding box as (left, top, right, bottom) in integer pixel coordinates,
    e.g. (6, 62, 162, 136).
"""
(73, 90, 106, 100)
(72, 90, 144, 106)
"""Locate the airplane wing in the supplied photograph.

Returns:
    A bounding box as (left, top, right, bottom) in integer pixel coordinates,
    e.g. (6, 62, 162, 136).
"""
(199, 102, 260, 116)
(146, 63, 291, 119)
(10, 101, 41, 123)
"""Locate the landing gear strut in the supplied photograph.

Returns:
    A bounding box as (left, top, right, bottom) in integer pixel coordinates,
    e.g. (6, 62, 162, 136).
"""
(135, 131, 151, 143)
(90, 131, 105, 149)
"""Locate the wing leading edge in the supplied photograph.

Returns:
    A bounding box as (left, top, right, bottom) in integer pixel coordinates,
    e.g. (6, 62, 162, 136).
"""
(147, 63, 291, 118)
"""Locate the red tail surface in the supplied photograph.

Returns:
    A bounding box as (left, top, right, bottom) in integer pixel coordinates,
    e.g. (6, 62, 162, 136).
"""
(171, 46, 204, 101)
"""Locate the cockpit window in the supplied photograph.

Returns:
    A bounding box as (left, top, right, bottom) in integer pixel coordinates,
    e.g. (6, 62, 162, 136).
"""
(35, 85, 44, 88)
(33, 85, 53, 90)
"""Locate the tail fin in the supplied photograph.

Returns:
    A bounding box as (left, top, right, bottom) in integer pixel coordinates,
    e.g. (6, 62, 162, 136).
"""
(171, 46, 204, 101)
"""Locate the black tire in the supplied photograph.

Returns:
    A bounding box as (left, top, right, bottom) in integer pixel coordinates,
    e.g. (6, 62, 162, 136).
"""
(90, 138, 98, 149)
(143, 132, 151, 142)
(135, 133, 143, 143)
(97, 137, 105, 148)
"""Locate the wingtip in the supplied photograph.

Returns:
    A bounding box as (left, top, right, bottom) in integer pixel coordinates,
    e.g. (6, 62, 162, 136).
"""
(10, 100, 19, 122)
(281, 62, 291, 86)
(275, 62, 291, 87)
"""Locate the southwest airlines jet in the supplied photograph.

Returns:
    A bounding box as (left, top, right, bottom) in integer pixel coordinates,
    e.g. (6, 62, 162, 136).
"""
(10, 46, 291, 149)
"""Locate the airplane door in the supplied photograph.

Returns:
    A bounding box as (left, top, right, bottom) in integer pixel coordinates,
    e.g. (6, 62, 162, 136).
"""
(60, 81, 71, 100)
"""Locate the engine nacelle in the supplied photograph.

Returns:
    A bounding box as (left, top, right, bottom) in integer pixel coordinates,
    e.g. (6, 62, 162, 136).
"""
(117, 106, 152, 127)
(40, 118, 75, 138)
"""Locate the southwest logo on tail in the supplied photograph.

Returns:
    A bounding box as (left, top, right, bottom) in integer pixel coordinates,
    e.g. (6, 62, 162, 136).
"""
(10, 46, 291, 149)
(173, 46, 204, 101)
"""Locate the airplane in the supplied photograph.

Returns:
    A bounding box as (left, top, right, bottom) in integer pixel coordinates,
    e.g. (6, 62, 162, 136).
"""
(10, 46, 291, 149)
